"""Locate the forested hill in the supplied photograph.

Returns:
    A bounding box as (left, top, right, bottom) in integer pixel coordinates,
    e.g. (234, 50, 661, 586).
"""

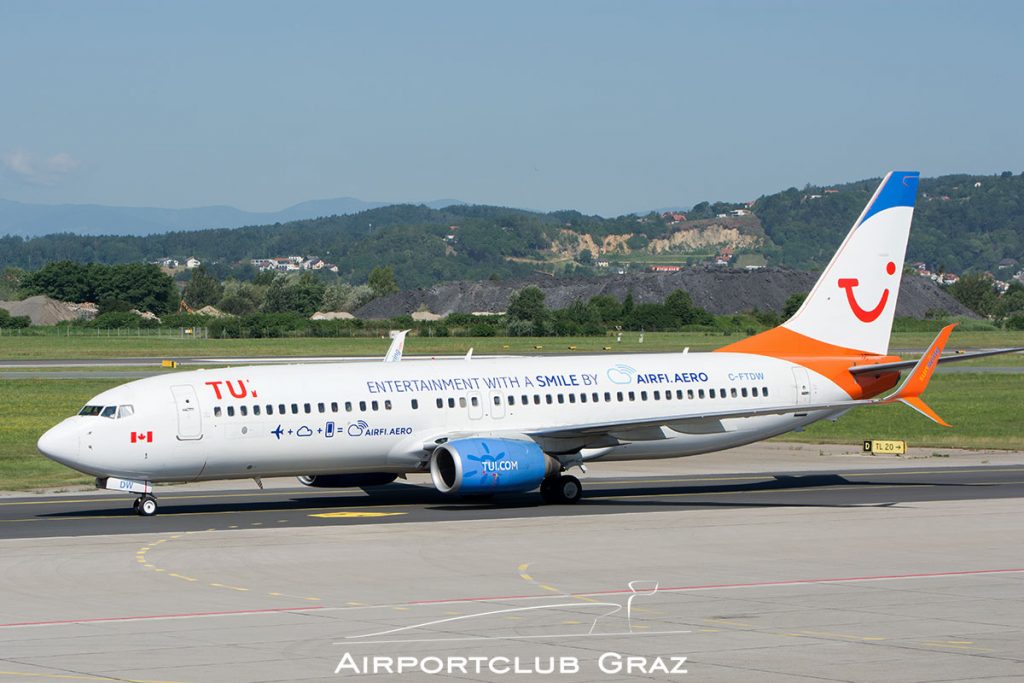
(754, 172, 1024, 273)
(1, 172, 1021, 289)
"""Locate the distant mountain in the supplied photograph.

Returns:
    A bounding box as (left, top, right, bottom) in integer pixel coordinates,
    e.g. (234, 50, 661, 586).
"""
(0, 196, 466, 237)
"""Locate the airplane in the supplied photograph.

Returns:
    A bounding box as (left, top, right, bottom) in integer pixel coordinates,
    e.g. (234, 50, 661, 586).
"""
(36, 171, 1022, 516)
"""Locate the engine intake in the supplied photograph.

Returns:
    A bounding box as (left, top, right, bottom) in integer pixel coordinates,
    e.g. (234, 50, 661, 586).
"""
(429, 438, 559, 495)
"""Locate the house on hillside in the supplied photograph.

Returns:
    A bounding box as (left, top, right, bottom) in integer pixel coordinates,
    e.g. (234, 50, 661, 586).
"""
(729, 209, 750, 217)
(185, 257, 201, 269)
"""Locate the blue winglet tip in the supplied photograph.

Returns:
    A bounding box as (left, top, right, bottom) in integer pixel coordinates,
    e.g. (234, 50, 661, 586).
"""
(861, 171, 920, 224)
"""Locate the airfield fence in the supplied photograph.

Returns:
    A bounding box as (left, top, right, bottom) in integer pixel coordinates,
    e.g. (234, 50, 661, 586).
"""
(0, 326, 210, 338)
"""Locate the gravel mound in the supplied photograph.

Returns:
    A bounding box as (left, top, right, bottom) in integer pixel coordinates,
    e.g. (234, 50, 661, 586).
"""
(355, 269, 977, 320)
(0, 295, 99, 325)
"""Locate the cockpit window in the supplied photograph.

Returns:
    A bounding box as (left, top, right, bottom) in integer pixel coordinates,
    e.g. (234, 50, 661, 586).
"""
(117, 405, 134, 419)
(100, 406, 117, 418)
(79, 405, 103, 417)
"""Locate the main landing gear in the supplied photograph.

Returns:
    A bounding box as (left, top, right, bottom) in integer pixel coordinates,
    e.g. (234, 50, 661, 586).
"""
(132, 494, 158, 517)
(540, 474, 583, 505)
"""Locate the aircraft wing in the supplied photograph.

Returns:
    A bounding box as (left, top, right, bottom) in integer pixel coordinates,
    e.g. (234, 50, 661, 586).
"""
(531, 324, 958, 441)
(848, 346, 1024, 375)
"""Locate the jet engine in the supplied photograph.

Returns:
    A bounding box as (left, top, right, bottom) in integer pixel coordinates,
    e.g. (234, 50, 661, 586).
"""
(296, 473, 398, 488)
(429, 438, 559, 495)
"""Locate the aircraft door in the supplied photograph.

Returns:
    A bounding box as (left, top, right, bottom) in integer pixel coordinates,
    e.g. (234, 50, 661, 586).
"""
(171, 385, 203, 440)
(791, 368, 811, 404)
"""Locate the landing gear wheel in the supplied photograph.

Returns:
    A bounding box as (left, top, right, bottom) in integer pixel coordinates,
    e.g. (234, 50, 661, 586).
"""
(555, 475, 582, 504)
(136, 495, 158, 517)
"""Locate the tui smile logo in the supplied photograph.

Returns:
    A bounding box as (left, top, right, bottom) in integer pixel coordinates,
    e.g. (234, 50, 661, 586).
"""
(838, 261, 895, 323)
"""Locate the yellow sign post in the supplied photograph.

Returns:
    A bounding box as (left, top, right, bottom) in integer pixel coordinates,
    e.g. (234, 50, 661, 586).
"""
(863, 439, 907, 455)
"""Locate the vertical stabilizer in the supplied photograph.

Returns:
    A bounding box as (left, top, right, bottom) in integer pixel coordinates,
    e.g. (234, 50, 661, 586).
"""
(783, 171, 920, 355)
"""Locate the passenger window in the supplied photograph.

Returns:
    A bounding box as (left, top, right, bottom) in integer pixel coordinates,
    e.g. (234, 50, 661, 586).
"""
(720, 388, 727, 398)
(345, 402, 353, 411)
(546, 395, 553, 405)
(568, 394, 575, 404)
(227, 406, 235, 417)
(290, 404, 298, 414)
(752, 387, 759, 397)
(640, 391, 648, 401)
(494, 396, 501, 406)
(653, 391, 660, 400)
(240, 406, 248, 416)
(763, 387, 769, 397)
(628, 391, 635, 401)
(214, 406, 222, 417)
(470, 396, 478, 407)
(448, 398, 455, 408)
(580, 394, 587, 403)
(592, 393, 599, 402)
(253, 405, 261, 416)
(101, 406, 116, 418)
(741, 388, 748, 398)
(604, 392, 611, 402)
(699, 389, 706, 399)
(331, 402, 338, 412)
(731, 388, 737, 398)
(359, 401, 367, 411)
(411, 399, 419, 410)
(533, 395, 541, 405)
(384, 400, 392, 410)
(687, 390, 694, 399)
(317, 402, 325, 413)
(508, 396, 515, 406)
(522, 395, 529, 405)
(117, 405, 134, 419)
(266, 404, 274, 415)
(371, 401, 379, 411)
(709, 389, 716, 399)
(436, 398, 444, 409)
(617, 392, 623, 401)
(304, 403, 311, 414)
(459, 397, 467, 408)
(677, 390, 684, 399)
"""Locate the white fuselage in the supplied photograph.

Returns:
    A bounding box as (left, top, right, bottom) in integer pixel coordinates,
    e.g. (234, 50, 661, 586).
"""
(39, 352, 847, 483)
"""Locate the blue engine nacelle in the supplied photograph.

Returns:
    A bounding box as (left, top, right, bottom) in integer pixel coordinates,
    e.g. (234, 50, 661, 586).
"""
(429, 438, 559, 495)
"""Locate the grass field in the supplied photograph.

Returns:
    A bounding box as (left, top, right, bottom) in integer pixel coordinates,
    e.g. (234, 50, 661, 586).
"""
(1, 329, 1022, 361)
(1, 371, 1020, 491)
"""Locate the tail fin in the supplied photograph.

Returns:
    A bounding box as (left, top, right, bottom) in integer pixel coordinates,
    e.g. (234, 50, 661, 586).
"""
(783, 171, 920, 355)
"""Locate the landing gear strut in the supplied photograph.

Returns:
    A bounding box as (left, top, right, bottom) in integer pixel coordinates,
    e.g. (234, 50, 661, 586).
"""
(540, 474, 582, 505)
(134, 494, 158, 517)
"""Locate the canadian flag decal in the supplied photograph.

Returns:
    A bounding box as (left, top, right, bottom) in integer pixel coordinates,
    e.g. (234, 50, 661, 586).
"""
(131, 431, 153, 444)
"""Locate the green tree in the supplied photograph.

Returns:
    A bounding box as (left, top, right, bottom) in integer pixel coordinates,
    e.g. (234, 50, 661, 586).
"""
(368, 266, 399, 297)
(182, 266, 224, 309)
(948, 274, 998, 316)
(782, 293, 807, 318)
(507, 286, 547, 323)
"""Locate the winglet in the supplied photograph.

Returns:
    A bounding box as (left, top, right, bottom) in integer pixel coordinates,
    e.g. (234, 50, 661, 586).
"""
(883, 323, 956, 426)
(384, 330, 409, 363)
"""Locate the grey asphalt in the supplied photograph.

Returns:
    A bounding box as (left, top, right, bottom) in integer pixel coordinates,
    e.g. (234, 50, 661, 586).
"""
(2, 465, 1022, 541)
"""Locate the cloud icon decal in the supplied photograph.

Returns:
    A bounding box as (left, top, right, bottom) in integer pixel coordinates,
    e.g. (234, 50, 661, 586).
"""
(606, 364, 636, 384)
(348, 420, 368, 437)
(296, 426, 313, 437)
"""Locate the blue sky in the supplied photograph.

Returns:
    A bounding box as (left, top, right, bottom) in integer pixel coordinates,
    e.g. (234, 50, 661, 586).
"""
(1, 0, 1021, 216)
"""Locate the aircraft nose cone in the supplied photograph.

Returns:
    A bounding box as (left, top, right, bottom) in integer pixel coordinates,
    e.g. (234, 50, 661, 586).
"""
(37, 423, 81, 469)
